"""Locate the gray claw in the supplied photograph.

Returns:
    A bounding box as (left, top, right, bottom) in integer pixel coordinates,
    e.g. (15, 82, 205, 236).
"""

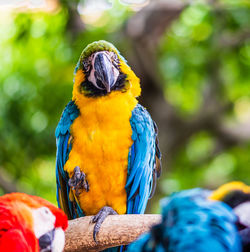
(68, 166, 89, 196)
(91, 206, 117, 243)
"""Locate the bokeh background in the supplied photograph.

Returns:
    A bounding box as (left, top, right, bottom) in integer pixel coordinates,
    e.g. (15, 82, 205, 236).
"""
(0, 0, 250, 213)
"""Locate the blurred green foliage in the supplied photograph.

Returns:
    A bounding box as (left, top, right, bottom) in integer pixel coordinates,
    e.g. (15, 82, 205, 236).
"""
(0, 2, 132, 203)
(0, 1, 250, 211)
(153, 2, 250, 212)
(0, 12, 69, 202)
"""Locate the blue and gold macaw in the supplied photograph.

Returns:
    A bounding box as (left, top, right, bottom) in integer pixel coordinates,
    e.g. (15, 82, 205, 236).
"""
(129, 182, 250, 252)
(128, 188, 242, 252)
(55, 40, 161, 243)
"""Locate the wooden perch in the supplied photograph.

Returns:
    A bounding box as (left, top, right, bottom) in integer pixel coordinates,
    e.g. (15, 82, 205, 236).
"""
(64, 214, 161, 252)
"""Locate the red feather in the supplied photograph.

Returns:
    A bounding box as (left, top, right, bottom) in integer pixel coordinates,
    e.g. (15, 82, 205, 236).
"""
(0, 193, 68, 252)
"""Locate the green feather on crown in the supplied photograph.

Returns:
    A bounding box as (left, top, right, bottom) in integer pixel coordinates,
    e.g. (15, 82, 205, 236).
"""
(74, 40, 127, 73)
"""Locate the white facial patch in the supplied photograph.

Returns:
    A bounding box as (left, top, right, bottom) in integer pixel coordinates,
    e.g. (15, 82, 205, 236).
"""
(88, 62, 99, 88)
(87, 51, 120, 91)
(32, 207, 56, 239)
(234, 201, 250, 227)
(51, 227, 65, 252)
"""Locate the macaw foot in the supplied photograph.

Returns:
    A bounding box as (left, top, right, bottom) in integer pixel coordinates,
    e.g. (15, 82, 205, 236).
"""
(91, 206, 118, 243)
(68, 166, 89, 196)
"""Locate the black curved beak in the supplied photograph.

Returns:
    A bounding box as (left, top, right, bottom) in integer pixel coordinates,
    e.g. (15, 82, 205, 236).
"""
(39, 229, 55, 252)
(94, 52, 116, 93)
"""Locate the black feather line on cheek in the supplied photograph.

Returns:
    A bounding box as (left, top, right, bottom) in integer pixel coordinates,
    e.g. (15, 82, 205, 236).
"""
(79, 72, 128, 97)
(113, 73, 127, 91)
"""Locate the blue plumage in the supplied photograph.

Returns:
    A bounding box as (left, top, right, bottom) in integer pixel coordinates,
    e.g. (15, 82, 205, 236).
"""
(128, 188, 242, 252)
(55, 100, 83, 219)
(126, 104, 157, 214)
(55, 102, 160, 220)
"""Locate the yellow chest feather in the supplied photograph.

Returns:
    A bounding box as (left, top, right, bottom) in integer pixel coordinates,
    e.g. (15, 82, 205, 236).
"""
(64, 91, 137, 215)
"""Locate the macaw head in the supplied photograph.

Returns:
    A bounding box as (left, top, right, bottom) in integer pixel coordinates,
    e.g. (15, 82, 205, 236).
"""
(209, 181, 250, 208)
(72, 40, 141, 101)
(0, 193, 68, 252)
(209, 181, 250, 249)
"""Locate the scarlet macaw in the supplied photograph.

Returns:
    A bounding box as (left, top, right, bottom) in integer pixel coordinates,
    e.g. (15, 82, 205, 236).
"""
(0, 192, 68, 252)
(55, 40, 161, 242)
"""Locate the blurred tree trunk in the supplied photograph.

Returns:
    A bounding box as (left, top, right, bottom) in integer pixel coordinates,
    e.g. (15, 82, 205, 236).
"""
(0, 168, 17, 193)
(60, 0, 85, 39)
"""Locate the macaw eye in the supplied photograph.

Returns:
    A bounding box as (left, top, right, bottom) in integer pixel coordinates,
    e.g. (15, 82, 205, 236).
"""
(40, 207, 53, 219)
(82, 58, 92, 72)
(44, 208, 49, 215)
(32, 207, 56, 239)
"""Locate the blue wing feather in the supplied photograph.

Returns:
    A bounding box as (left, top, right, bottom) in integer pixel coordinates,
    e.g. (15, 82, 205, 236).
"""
(126, 104, 157, 214)
(55, 100, 83, 219)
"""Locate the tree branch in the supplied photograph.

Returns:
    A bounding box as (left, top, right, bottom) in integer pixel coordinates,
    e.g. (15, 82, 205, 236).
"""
(212, 121, 250, 146)
(64, 214, 161, 252)
(188, 118, 250, 168)
(126, 0, 186, 44)
(218, 29, 250, 48)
